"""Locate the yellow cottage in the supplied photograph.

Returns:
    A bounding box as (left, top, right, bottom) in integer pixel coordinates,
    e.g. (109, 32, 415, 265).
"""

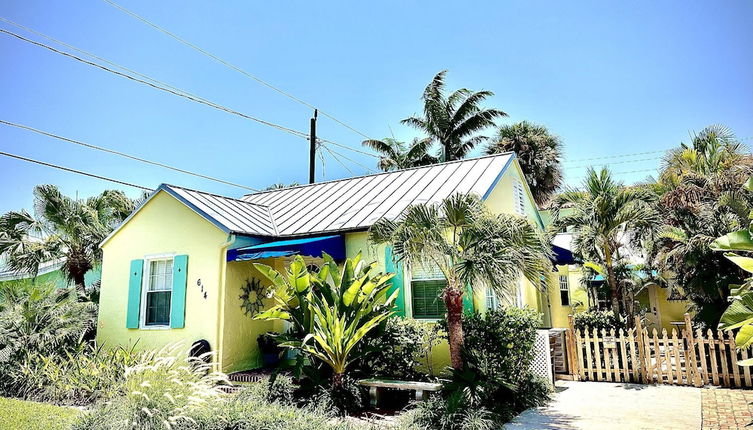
(96, 152, 686, 373)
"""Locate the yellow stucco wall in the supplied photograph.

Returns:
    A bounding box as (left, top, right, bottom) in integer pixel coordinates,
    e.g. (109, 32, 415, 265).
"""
(547, 265, 586, 328)
(97, 191, 228, 357)
(220, 259, 284, 373)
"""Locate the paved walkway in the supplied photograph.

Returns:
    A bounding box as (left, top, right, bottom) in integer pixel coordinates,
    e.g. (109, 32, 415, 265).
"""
(701, 387, 753, 429)
(505, 380, 702, 430)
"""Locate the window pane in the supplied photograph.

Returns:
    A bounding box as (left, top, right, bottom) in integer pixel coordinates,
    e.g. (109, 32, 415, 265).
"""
(412, 280, 446, 319)
(146, 291, 171, 325)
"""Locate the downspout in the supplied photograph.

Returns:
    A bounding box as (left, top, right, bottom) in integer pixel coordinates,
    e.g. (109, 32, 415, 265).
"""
(215, 233, 235, 372)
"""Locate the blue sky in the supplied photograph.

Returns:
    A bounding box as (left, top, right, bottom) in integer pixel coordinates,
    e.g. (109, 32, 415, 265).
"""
(1, 1, 751, 214)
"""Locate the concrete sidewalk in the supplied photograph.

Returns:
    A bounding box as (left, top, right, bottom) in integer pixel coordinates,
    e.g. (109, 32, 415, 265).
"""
(505, 380, 702, 430)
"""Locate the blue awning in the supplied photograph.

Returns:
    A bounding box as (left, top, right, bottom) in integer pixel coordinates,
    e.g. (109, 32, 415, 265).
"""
(227, 235, 345, 262)
(552, 244, 577, 266)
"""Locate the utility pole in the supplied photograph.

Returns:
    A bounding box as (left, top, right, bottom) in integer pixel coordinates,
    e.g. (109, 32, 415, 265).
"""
(309, 109, 318, 184)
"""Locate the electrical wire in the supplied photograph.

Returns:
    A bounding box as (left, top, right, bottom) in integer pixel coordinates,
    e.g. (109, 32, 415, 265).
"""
(564, 156, 659, 170)
(0, 119, 260, 192)
(0, 28, 310, 140)
(321, 145, 355, 175)
(320, 143, 377, 173)
(101, 0, 374, 142)
(0, 150, 152, 190)
(562, 148, 671, 164)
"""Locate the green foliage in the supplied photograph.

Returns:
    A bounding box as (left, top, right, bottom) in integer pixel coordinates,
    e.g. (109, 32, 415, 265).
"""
(357, 317, 445, 380)
(254, 253, 396, 382)
(0, 282, 97, 396)
(401, 70, 507, 162)
(0, 396, 79, 430)
(485, 121, 564, 205)
(461, 307, 540, 386)
(78, 373, 367, 430)
(653, 125, 753, 327)
(552, 167, 660, 314)
(362, 137, 438, 172)
(0, 185, 135, 291)
(419, 308, 550, 428)
(73, 345, 228, 430)
(12, 343, 139, 405)
(573, 310, 626, 332)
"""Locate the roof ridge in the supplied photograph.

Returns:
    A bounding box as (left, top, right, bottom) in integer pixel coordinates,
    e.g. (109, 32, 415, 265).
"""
(162, 183, 270, 208)
(241, 152, 515, 199)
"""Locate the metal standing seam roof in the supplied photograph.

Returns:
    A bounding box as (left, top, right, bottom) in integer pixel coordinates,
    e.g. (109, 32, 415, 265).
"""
(241, 152, 516, 237)
(100, 153, 518, 247)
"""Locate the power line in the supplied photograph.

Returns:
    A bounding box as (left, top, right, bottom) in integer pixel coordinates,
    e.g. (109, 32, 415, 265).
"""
(0, 119, 260, 192)
(0, 28, 309, 140)
(564, 156, 659, 170)
(568, 167, 658, 181)
(0, 150, 152, 190)
(0, 23, 379, 164)
(562, 148, 671, 164)
(321, 143, 377, 173)
(321, 145, 355, 176)
(101, 0, 374, 142)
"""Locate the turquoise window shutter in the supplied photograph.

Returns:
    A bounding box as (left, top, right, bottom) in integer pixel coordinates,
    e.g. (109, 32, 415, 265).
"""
(462, 283, 475, 315)
(384, 246, 405, 317)
(126, 259, 144, 328)
(170, 255, 189, 328)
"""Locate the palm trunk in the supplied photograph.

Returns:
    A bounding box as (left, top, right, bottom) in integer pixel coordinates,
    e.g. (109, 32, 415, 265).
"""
(332, 372, 343, 388)
(604, 250, 620, 315)
(444, 283, 465, 370)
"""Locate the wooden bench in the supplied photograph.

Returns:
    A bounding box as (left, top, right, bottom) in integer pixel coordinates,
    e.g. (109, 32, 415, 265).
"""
(358, 378, 443, 407)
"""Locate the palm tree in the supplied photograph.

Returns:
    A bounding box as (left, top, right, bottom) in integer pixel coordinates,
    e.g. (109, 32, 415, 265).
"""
(369, 193, 551, 370)
(0, 185, 135, 292)
(552, 168, 659, 315)
(402, 71, 507, 162)
(361, 137, 438, 171)
(485, 121, 563, 205)
(651, 125, 753, 326)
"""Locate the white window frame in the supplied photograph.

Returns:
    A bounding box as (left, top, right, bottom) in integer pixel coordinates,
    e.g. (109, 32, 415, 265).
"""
(559, 275, 570, 307)
(139, 253, 176, 330)
(513, 178, 526, 216)
(486, 287, 500, 311)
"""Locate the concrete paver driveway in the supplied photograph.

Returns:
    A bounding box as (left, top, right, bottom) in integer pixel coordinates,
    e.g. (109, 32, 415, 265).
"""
(505, 380, 701, 430)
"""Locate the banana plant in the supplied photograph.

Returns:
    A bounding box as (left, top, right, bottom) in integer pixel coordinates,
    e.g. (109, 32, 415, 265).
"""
(712, 176, 753, 363)
(253, 252, 398, 385)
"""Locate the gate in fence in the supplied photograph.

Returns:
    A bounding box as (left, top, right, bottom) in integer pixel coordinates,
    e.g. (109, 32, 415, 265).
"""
(565, 313, 753, 388)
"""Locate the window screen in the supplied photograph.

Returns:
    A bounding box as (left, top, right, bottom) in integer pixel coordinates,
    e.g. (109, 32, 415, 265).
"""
(144, 258, 173, 326)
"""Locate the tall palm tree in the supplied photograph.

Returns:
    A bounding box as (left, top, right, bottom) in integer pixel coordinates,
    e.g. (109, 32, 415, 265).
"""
(361, 137, 438, 171)
(485, 121, 563, 205)
(552, 168, 659, 314)
(651, 125, 753, 326)
(402, 71, 507, 162)
(369, 193, 551, 370)
(0, 185, 135, 292)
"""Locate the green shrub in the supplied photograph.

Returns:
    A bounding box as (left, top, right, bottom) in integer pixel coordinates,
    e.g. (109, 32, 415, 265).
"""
(13, 343, 138, 405)
(356, 317, 444, 380)
(425, 307, 550, 427)
(573, 310, 626, 332)
(73, 344, 228, 430)
(461, 307, 539, 386)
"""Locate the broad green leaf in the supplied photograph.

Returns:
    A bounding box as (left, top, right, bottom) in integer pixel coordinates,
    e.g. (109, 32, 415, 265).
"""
(737, 358, 753, 366)
(583, 261, 605, 275)
(711, 230, 753, 252)
(719, 291, 753, 330)
(253, 307, 290, 321)
(724, 253, 753, 274)
(745, 176, 753, 192)
(736, 325, 753, 349)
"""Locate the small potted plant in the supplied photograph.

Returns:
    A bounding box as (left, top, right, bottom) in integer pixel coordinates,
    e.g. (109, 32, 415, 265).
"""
(258, 332, 282, 368)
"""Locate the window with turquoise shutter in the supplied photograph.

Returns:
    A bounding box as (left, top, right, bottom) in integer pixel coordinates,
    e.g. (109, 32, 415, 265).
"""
(125, 254, 188, 329)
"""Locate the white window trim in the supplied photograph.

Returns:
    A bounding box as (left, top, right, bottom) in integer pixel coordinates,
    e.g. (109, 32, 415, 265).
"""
(139, 253, 176, 330)
(406, 265, 446, 321)
(559, 275, 571, 307)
